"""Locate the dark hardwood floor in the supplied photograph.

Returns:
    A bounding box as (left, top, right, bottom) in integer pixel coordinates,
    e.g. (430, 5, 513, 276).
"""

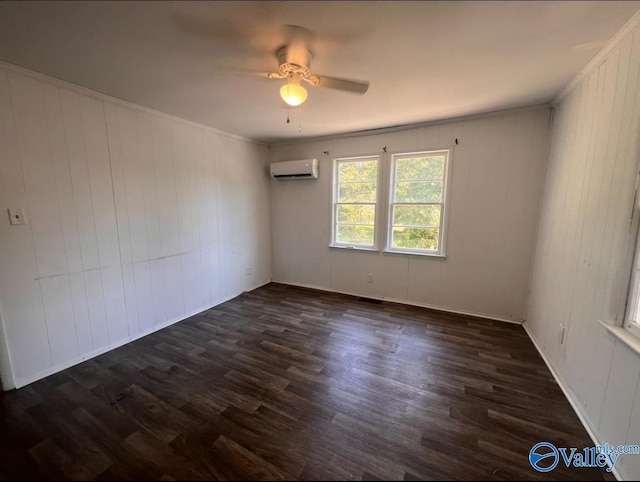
(1, 283, 611, 480)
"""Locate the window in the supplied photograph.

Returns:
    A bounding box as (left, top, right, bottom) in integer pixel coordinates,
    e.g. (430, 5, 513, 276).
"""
(330, 149, 451, 255)
(624, 193, 640, 339)
(387, 150, 449, 255)
(597, 170, 640, 353)
(332, 156, 379, 248)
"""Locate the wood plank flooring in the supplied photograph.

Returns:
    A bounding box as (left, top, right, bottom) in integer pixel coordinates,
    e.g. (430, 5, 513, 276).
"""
(0, 283, 612, 480)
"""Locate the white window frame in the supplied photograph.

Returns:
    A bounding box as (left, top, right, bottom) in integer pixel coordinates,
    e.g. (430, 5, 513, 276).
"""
(385, 149, 451, 257)
(330, 155, 380, 250)
(596, 168, 640, 355)
(623, 176, 640, 340)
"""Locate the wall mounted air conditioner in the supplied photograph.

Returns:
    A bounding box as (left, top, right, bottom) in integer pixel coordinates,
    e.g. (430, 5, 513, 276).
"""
(270, 159, 318, 180)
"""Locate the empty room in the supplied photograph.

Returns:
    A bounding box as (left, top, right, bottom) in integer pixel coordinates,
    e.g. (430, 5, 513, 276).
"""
(2, 1, 640, 480)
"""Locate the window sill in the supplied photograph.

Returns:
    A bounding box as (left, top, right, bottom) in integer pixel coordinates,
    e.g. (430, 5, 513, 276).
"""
(598, 320, 640, 356)
(382, 249, 447, 259)
(328, 245, 379, 253)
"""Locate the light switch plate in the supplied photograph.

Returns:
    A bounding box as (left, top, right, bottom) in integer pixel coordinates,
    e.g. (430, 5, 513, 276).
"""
(8, 208, 26, 225)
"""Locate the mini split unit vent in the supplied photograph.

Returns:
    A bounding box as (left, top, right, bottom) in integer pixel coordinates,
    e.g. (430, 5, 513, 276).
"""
(270, 159, 318, 180)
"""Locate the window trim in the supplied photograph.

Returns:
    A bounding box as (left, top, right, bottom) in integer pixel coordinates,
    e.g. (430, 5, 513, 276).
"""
(622, 173, 640, 340)
(330, 154, 381, 251)
(598, 320, 640, 357)
(385, 149, 452, 257)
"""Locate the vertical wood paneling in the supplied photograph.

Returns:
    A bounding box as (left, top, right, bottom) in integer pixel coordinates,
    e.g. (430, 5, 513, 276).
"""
(68, 272, 94, 354)
(512, 110, 550, 319)
(270, 105, 551, 321)
(43, 83, 83, 275)
(583, 328, 616, 427)
(181, 252, 199, 313)
(462, 114, 507, 315)
(104, 102, 133, 266)
(218, 137, 232, 299)
(195, 128, 212, 304)
(595, 44, 633, 327)
(9, 73, 67, 279)
(562, 64, 606, 380)
(172, 122, 194, 254)
(83, 270, 109, 348)
(138, 113, 162, 262)
(624, 381, 640, 476)
(186, 126, 205, 309)
(1, 283, 51, 381)
(149, 258, 167, 326)
(120, 263, 140, 337)
(0, 65, 270, 388)
(0, 72, 18, 389)
(120, 106, 148, 264)
(61, 88, 101, 271)
(477, 116, 519, 315)
(526, 21, 640, 481)
(162, 256, 184, 321)
(153, 117, 181, 258)
(81, 96, 121, 268)
(203, 129, 220, 304)
(495, 113, 530, 319)
(604, 30, 640, 323)
(0, 70, 28, 257)
(1, 74, 55, 380)
(133, 261, 154, 333)
(101, 265, 128, 342)
(39, 276, 78, 365)
(599, 342, 640, 444)
(593, 45, 629, 328)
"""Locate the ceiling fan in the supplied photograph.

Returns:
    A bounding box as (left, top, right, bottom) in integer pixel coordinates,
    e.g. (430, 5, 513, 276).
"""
(231, 25, 370, 107)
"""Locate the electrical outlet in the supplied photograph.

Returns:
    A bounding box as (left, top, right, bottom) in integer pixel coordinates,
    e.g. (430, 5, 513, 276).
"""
(559, 323, 566, 344)
(7, 208, 26, 225)
(367, 273, 374, 283)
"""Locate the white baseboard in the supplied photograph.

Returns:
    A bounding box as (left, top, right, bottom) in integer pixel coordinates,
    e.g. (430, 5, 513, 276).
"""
(272, 279, 522, 325)
(523, 323, 621, 481)
(11, 278, 271, 390)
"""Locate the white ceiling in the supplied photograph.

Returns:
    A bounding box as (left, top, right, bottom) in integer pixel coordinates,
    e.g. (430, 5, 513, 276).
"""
(0, 1, 638, 143)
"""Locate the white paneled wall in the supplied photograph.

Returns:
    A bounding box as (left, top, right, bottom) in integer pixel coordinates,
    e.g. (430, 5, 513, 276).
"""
(525, 14, 640, 480)
(0, 64, 271, 389)
(269, 105, 550, 322)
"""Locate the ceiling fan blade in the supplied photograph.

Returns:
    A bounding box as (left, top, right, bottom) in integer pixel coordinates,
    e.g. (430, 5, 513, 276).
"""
(212, 65, 284, 80)
(306, 75, 370, 94)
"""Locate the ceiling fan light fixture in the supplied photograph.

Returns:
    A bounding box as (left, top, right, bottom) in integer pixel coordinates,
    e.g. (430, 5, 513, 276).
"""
(280, 80, 308, 106)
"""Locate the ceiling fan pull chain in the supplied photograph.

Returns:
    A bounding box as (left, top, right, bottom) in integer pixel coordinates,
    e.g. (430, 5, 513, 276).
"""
(298, 106, 302, 134)
(286, 108, 290, 124)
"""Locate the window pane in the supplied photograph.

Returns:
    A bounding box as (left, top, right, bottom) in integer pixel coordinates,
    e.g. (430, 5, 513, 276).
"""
(393, 205, 440, 228)
(394, 181, 442, 203)
(392, 227, 439, 250)
(633, 279, 640, 322)
(337, 225, 375, 246)
(339, 160, 377, 182)
(396, 156, 444, 181)
(337, 204, 376, 225)
(339, 182, 377, 202)
(333, 157, 378, 248)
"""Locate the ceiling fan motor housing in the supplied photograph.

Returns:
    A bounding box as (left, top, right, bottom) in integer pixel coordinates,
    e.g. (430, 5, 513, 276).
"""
(277, 46, 312, 79)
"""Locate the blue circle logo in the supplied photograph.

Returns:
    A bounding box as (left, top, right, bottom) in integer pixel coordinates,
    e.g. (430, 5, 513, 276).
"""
(529, 442, 559, 472)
